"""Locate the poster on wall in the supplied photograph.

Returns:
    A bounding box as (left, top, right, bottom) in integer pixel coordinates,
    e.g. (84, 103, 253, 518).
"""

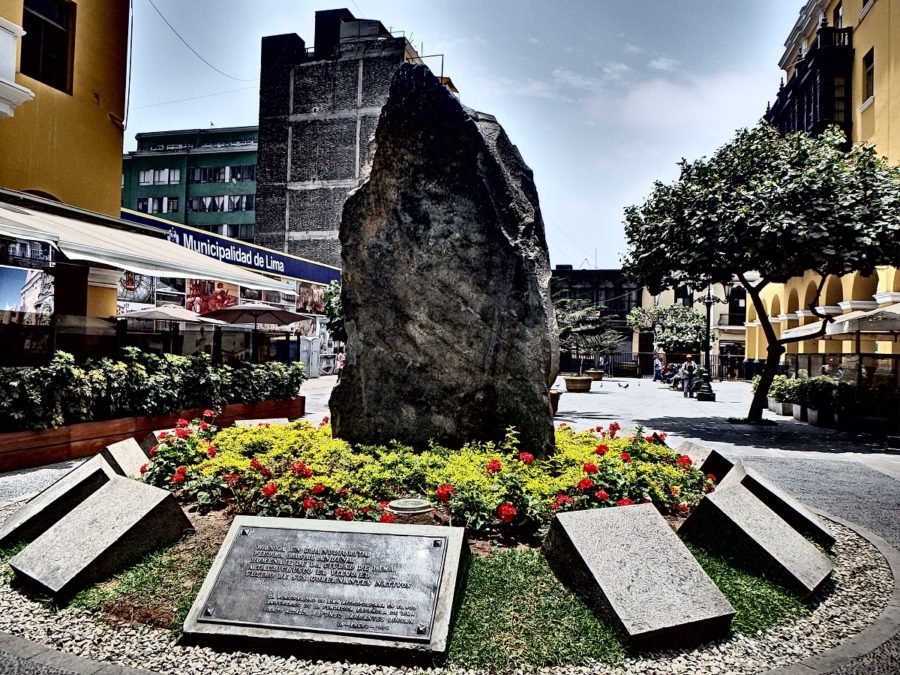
(293, 317, 318, 337)
(296, 281, 326, 314)
(185, 279, 239, 315)
(240, 286, 262, 302)
(0, 265, 54, 325)
(156, 292, 184, 307)
(117, 272, 155, 304)
(157, 277, 186, 295)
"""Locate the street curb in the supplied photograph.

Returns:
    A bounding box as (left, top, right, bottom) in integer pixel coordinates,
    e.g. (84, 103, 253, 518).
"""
(761, 509, 900, 675)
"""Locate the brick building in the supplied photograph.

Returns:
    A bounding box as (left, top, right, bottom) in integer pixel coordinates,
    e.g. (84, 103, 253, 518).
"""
(254, 9, 427, 267)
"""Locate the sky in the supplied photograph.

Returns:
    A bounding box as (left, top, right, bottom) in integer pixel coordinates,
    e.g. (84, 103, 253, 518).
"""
(126, 0, 803, 268)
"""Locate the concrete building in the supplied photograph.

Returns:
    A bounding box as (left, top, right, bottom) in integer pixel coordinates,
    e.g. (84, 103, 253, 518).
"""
(0, 0, 129, 216)
(254, 8, 436, 267)
(122, 126, 258, 242)
(750, 0, 900, 380)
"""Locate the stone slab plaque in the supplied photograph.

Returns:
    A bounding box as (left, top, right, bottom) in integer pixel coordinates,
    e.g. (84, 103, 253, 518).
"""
(719, 459, 835, 549)
(9, 476, 192, 599)
(0, 455, 117, 547)
(233, 418, 290, 427)
(139, 429, 174, 453)
(543, 505, 735, 650)
(675, 441, 735, 483)
(183, 517, 467, 659)
(101, 438, 149, 478)
(680, 483, 834, 598)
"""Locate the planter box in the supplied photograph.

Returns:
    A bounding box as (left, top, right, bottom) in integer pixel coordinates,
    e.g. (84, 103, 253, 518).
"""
(584, 369, 604, 381)
(792, 404, 807, 422)
(768, 398, 792, 416)
(806, 406, 833, 428)
(564, 376, 593, 392)
(549, 390, 562, 416)
(0, 397, 305, 473)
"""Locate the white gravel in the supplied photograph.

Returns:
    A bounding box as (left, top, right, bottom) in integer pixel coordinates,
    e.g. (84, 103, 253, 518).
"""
(0, 501, 892, 675)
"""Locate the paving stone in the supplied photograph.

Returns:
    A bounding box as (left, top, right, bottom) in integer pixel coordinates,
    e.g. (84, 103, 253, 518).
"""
(675, 440, 735, 483)
(680, 483, 834, 598)
(100, 439, 148, 479)
(0, 455, 117, 548)
(233, 418, 290, 427)
(9, 477, 191, 600)
(543, 504, 735, 650)
(719, 459, 835, 548)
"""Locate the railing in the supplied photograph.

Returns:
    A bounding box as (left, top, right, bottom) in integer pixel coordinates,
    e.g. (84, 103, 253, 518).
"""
(559, 351, 746, 381)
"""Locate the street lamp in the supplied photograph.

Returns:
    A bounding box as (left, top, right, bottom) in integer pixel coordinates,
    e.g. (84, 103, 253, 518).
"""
(694, 280, 733, 402)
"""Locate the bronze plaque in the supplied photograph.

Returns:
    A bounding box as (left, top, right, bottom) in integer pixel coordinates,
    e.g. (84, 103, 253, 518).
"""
(199, 525, 448, 642)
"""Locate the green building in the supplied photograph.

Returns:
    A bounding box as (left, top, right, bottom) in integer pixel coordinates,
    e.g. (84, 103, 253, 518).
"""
(121, 126, 258, 242)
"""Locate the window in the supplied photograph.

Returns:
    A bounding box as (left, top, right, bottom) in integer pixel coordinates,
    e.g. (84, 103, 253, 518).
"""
(166, 197, 179, 213)
(20, 0, 73, 92)
(138, 169, 153, 186)
(833, 2, 843, 28)
(229, 165, 256, 182)
(228, 195, 255, 212)
(863, 48, 874, 101)
(189, 167, 226, 183)
(168, 168, 180, 185)
(833, 75, 847, 122)
(136, 198, 148, 212)
(153, 169, 169, 185)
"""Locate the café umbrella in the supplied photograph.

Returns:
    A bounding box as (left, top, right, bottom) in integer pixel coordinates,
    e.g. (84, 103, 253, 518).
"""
(116, 303, 226, 324)
(202, 302, 308, 362)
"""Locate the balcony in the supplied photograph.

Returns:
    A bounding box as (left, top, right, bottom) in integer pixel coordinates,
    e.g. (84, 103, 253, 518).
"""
(718, 313, 747, 327)
(765, 24, 853, 141)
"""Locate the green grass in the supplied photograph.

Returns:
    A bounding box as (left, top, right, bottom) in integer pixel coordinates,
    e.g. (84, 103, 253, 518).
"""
(0, 541, 27, 584)
(687, 542, 809, 634)
(446, 549, 625, 669)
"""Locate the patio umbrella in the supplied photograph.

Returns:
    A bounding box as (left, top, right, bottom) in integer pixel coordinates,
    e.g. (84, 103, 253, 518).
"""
(116, 304, 226, 324)
(201, 302, 306, 329)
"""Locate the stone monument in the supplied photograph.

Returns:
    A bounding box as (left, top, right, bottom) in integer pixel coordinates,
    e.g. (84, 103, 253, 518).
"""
(331, 63, 558, 455)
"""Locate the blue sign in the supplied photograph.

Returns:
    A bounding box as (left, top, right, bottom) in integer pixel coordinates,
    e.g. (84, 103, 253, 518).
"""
(121, 210, 341, 286)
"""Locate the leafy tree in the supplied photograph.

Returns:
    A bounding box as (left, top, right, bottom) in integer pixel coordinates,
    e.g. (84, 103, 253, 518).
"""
(322, 280, 347, 343)
(553, 290, 624, 373)
(622, 123, 900, 421)
(626, 304, 705, 353)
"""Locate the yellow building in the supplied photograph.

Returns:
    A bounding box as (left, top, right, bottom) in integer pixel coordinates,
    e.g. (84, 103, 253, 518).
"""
(749, 0, 900, 373)
(0, 0, 129, 216)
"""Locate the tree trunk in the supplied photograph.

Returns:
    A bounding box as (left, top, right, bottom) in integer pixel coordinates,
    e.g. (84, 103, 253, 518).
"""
(748, 343, 785, 422)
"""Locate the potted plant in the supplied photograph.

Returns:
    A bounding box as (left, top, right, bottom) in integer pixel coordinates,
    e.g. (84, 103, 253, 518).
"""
(549, 389, 562, 415)
(563, 375, 593, 392)
(790, 377, 809, 422)
(767, 375, 793, 416)
(805, 377, 837, 427)
(552, 287, 621, 393)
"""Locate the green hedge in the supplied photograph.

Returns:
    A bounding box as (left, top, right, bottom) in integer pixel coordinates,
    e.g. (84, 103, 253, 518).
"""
(0, 349, 305, 432)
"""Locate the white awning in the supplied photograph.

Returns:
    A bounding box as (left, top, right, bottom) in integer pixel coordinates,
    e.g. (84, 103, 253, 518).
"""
(781, 320, 828, 340)
(826, 303, 900, 336)
(0, 201, 293, 292)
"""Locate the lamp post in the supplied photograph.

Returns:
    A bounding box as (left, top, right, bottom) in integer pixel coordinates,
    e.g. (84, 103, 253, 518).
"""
(694, 281, 733, 402)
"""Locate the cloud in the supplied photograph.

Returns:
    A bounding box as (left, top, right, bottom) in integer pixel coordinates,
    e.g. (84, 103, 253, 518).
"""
(624, 43, 643, 54)
(648, 56, 679, 71)
(552, 68, 602, 90)
(601, 62, 631, 81)
(472, 73, 573, 102)
(527, 36, 540, 44)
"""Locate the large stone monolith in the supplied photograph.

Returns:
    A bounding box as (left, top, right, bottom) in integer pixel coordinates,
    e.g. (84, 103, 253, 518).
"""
(331, 64, 557, 455)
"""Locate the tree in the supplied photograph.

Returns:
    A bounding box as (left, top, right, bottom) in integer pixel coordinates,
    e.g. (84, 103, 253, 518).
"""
(553, 293, 623, 372)
(622, 123, 900, 421)
(626, 304, 705, 353)
(322, 281, 347, 343)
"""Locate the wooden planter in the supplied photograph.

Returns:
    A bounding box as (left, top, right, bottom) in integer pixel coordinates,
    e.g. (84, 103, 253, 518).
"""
(564, 376, 593, 392)
(549, 389, 562, 416)
(584, 369, 604, 381)
(0, 397, 305, 472)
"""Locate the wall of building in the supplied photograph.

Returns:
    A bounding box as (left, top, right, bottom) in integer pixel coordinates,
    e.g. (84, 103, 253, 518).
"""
(255, 14, 418, 267)
(0, 0, 129, 216)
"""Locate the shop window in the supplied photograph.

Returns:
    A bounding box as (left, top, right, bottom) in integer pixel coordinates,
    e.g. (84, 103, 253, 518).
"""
(863, 48, 874, 101)
(20, 0, 74, 92)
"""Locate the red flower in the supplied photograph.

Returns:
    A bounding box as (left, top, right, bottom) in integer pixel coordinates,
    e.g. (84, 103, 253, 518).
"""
(595, 489, 609, 500)
(379, 500, 389, 510)
(199, 421, 209, 431)
(555, 494, 574, 505)
(175, 427, 192, 439)
(609, 422, 621, 433)
(704, 483, 715, 493)
(224, 473, 241, 487)
(302, 497, 316, 510)
(659, 433, 667, 440)
(594, 425, 604, 433)
(670, 486, 680, 495)
(676, 455, 693, 468)
(583, 462, 598, 474)
(258, 422, 271, 428)
(379, 512, 396, 524)
(558, 423, 568, 429)
(176, 465, 188, 474)
(620, 452, 632, 463)
(148, 446, 157, 458)
(707, 473, 717, 482)
(645, 435, 655, 443)
(251, 458, 273, 478)
(171, 471, 186, 485)
(361, 506, 372, 515)
(436, 484, 456, 502)
(577, 478, 594, 492)
(291, 461, 314, 478)
(678, 503, 690, 513)
(497, 502, 517, 523)
(139, 463, 148, 474)
(311, 483, 325, 494)
(207, 446, 217, 458)
(617, 498, 634, 506)
(202, 409, 216, 418)
(485, 459, 502, 475)
(158, 432, 169, 441)
(176, 418, 189, 428)
(518, 452, 534, 465)
(339, 509, 355, 521)
(595, 444, 609, 455)
(261, 482, 278, 498)
(338, 487, 348, 496)
(319, 416, 330, 427)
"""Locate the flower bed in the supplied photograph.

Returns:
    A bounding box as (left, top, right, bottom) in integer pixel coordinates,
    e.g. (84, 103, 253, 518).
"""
(142, 418, 716, 537)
